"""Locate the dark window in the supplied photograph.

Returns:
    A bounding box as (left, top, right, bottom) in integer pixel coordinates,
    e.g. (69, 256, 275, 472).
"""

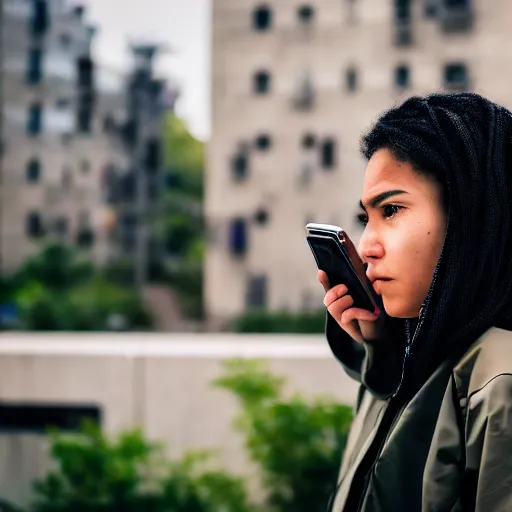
(26, 48, 43, 84)
(27, 103, 43, 136)
(246, 276, 267, 309)
(229, 218, 248, 256)
(346, 67, 358, 92)
(232, 148, 249, 180)
(395, 0, 411, 21)
(253, 5, 272, 31)
(61, 166, 72, 189)
(54, 217, 68, 236)
(255, 134, 272, 151)
(29, 0, 50, 36)
(145, 137, 160, 172)
(77, 56, 94, 88)
(301, 133, 316, 149)
(77, 107, 93, 134)
(26, 158, 41, 182)
(59, 32, 72, 47)
(395, 65, 410, 88)
(321, 139, 336, 169)
(254, 208, 269, 226)
(445, 0, 468, 6)
(0, 403, 101, 433)
(26, 212, 43, 238)
(76, 228, 94, 248)
(298, 5, 315, 24)
(56, 98, 71, 109)
(253, 71, 271, 94)
(425, 2, 438, 17)
(444, 63, 468, 89)
(80, 159, 90, 173)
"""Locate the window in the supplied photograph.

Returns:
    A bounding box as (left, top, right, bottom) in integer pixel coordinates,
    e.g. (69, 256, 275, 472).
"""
(77, 106, 93, 134)
(0, 403, 101, 433)
(445, 0, 469, 6)
(298, 5, 315, 24)
(253, 5, 272, 31)
(26, 48, 43, 84)
(59, 32, 72, 47)
(395, 65, 410, 88)
(54, 217, 68, 236)
(229, 218, 248, 256)
(77, 56, 94, 88)
(26, 158, 41, 182)
(246, 276, 267, 309)
(80, 159, 90, 173)
(346, 67, 358, 92)
(232, 147, 249, 180)
(56, 98, 71, 109)
(254, 208, 269, 226)
(255, 133, 272, 151)
(26, 212, 43, 238)
(301, 133, 316, 149)
(27, 103, 43, 136)
(253, 70, 271, 95)
(424, 0, 438, 18)
(321, 138, 336, 169)
(444, 63, 468, 89)
(61, 166, 72, 189)
(395, 0, 411, 22)
(29, 0, 49, 36)
(145, 137, 160, 171)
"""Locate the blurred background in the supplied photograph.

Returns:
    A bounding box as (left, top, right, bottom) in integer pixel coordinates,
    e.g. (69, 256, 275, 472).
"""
(0, 0, 505, 510)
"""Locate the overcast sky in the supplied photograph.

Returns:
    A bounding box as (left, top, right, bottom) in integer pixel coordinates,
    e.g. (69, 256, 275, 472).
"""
(85, 0, 211, 140)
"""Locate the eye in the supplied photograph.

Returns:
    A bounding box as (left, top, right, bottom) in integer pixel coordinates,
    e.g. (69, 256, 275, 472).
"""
(356, 213, 368, 227)
(382, 204, 404, 219)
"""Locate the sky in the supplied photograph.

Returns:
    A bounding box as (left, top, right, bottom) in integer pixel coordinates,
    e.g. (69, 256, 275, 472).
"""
(85, 0, 211, 141)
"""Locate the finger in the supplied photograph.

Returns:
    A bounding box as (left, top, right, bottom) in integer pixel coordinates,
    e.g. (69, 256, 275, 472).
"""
(326, 294, 354, 321)
(340, 307, 378, 327)
(317, 270, 330, 292)
(323, 284, 349, 308)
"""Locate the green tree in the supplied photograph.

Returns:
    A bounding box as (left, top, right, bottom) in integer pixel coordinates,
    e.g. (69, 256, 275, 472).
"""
(215, 359, 353, 512)
(31, 421, 255, 512)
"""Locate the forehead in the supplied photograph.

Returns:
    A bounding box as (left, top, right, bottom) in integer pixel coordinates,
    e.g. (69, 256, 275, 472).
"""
(362, 148, 429, 200)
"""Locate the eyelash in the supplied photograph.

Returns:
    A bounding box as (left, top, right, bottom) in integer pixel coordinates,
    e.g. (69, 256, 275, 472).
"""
(357, 204, 404, 227)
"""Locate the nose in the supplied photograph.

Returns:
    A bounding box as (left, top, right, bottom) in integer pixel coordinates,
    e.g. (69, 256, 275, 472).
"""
(358, 227, 385, 264)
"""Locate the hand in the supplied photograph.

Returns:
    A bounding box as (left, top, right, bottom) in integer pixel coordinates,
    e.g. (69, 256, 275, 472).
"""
(318, 270, 386, 344)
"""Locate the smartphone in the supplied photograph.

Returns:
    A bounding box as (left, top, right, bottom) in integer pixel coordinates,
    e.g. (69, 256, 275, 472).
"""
(306, 223, 380, 314)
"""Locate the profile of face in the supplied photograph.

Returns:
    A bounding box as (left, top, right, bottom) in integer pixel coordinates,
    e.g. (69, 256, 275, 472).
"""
(357, 148, 447, 318)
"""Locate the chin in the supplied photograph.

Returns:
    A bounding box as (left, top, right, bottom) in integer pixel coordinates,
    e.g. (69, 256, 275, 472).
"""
(382, 297, 419, 319)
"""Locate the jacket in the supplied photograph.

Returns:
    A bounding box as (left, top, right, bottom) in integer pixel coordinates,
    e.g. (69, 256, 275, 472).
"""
(327, 317, 512, 511)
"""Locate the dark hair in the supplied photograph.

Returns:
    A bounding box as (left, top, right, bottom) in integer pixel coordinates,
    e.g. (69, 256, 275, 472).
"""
(360, 93, 512, 394)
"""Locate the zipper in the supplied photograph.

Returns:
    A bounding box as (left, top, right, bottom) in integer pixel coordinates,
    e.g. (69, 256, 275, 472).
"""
(391, 246, 444, 399)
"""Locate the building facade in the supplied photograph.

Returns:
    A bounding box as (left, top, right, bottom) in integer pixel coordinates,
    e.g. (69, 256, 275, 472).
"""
(205, 0, 512, 324)
(1, 0, 126, 273)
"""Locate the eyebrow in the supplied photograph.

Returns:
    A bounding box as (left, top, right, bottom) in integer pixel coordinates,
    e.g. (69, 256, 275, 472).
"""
(359, 189, 408, 210)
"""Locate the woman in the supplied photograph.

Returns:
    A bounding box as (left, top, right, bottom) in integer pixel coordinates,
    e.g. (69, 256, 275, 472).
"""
(320, 93, 512, 511)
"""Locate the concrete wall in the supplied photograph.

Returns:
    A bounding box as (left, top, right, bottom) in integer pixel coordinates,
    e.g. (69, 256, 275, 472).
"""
(0, 332, 358, 505)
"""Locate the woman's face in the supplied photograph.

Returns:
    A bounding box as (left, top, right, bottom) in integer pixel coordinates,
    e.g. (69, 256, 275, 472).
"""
(358, 148, 447, 318)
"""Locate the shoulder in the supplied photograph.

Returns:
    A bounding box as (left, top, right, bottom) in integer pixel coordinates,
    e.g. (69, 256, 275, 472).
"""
(454, 327, 512, 398)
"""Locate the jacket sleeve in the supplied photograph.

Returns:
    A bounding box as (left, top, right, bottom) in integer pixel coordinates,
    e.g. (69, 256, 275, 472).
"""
(325, 313, 405, 399)
(465, 374, 512, 512)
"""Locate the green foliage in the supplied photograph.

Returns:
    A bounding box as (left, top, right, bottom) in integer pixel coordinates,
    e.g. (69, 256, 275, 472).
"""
(231, 310, 326, 333)
(30, 421, 255, 512)
(215, 359, 353, 512)
(163, 114, 204, 200)
(1, 244, 151, 331)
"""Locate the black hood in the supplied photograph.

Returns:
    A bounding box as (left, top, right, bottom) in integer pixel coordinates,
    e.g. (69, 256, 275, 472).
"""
(364, 93, 512, 396)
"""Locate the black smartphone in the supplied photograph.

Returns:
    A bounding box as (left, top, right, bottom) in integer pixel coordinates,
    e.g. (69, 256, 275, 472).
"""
(306, 223, 380, 313)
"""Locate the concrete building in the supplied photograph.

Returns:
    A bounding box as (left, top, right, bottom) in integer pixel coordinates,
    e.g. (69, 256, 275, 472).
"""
(0, 332, 358, 506)
(205, 0, 512, 324)
(0, 0, 126, 273)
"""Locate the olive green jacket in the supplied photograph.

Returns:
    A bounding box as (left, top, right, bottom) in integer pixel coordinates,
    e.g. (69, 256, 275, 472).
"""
(328, 324, 512, 511)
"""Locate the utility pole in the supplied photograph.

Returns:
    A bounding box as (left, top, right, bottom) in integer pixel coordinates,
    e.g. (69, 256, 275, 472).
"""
(128, 42, 166, 290)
